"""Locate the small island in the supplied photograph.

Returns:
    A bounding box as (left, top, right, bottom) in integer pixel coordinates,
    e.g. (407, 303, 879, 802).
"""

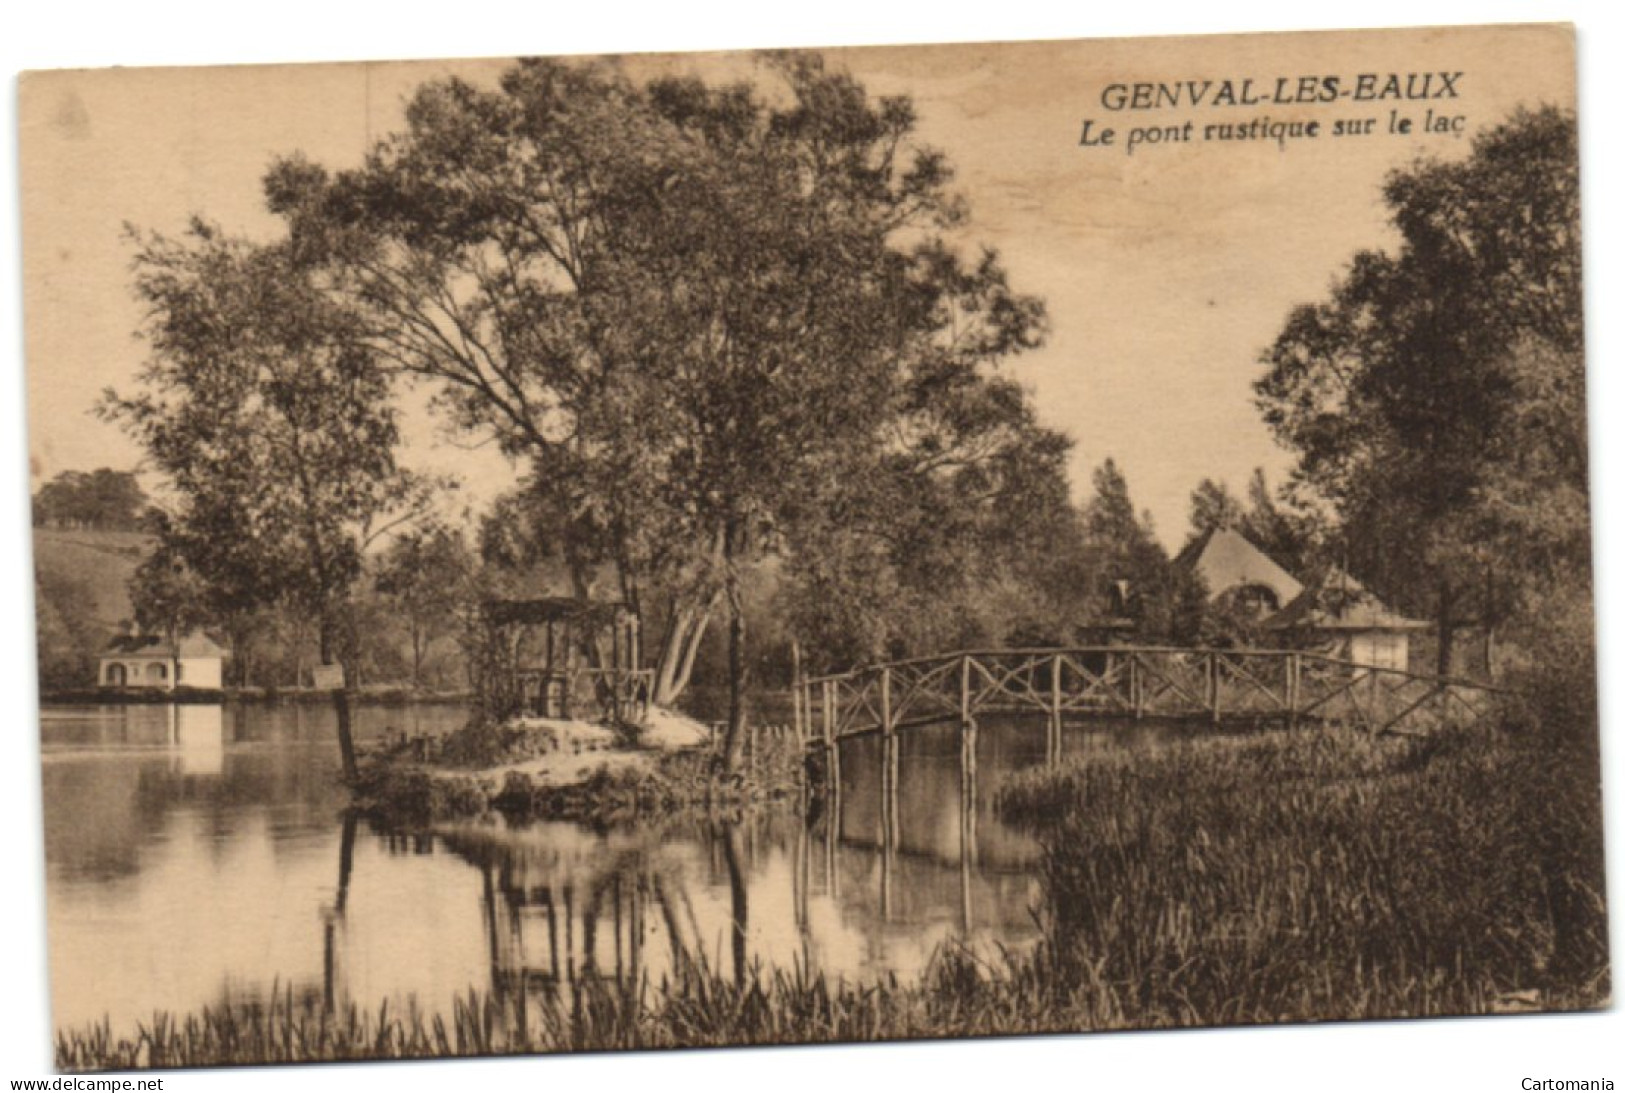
(353, 596, 802, 827)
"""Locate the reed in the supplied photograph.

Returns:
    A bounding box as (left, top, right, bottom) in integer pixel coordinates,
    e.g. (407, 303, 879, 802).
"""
(55, 950, 1070, 1070)
(997, 723, 1609, 1026)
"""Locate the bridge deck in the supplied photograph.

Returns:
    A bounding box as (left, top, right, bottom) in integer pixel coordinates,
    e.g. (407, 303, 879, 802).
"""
(793, 647, 1504, 760)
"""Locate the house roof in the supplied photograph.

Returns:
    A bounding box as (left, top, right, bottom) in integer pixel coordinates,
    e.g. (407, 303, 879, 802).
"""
(1173, 527, 1304, 605)
(102, 630, 227, 659)
(1265, 567, 1429, 632)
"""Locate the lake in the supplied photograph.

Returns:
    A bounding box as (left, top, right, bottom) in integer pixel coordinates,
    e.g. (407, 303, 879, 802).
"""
(39, 702, 1118, 1036)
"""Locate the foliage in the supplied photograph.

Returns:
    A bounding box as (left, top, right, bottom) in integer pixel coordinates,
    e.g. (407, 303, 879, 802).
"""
(56, 718, 1607, 1071)
(34, 564, 102, 691)
(1182, 467, 1325, 579)
(54, 949, 1054, 1070)
(374, 524, 475, 688)
(1237, 467, 1326, 578)
(1255, 107, 1584, 674)
(103, 220, 429, 774)
(1081, 459, 1206, 642)
(1186, 477, 1243, 537)
(352, 767, 490, 827)
(779, 391, 1084, 668)
(126, 515, 213, 642)
(32, 468, 147, 530)
(262, 55, 1050, 768)
(105, 222, 413, 629)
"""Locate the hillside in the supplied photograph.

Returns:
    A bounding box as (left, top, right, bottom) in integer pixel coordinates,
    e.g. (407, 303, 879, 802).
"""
(33, 528, 151, 690)
(33, 528, 150, 630)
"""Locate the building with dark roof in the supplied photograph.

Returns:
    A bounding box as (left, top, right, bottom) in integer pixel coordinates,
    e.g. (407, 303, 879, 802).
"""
(1175, 527, 1427, 670)
(1265, 567, 1428, 671)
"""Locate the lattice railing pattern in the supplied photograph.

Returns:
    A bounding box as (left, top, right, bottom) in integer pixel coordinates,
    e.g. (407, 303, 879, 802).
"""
(796, 647, 1502, 746)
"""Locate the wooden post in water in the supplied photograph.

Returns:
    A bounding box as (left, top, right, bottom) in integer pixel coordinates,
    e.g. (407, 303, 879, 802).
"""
(959, 799, 974, 936)
(881, 665, 899, 853)
(629, 877, 643, 984)
(545, 888, 560, 984)
(791, 642, 805, 749)
(823, 678, 841, 858)
(960, 655, 979, 868)
(795, 801, 810, 936)
(879, 667, 893, 920)
(563, 883, 576, 987)
(1047, 652, 1063, 767)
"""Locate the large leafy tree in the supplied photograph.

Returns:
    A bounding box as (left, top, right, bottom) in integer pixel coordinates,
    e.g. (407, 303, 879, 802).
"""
(104, 221, 424, 777)
(264, 55, 1047, 769)
(33, 468, 148, 530)
(1255, 107, 1582, 675)
(780, 383, 1082, 668)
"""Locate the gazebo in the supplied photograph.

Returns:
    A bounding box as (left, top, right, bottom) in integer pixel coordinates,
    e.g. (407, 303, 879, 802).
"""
(477, 598, 649, 724)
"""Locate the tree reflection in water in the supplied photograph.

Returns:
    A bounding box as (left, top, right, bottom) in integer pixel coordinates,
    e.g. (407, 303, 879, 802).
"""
(306, 716, 1060, 1034)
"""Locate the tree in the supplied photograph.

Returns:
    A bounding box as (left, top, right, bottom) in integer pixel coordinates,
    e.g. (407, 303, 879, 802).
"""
(375, 525, 474, 689)
(1238, 467, 1324, 579)
(1081, 459, 1203, 642)
(1256, 107, 1581, 676)
(33, 468, 148, 530)
(1186, 477, 1243, 541)
(127, 516, 214, 686)
(265, 55, 1047, 771)
(103, 220, 423, 778)
(1184, 468, 1326, 579)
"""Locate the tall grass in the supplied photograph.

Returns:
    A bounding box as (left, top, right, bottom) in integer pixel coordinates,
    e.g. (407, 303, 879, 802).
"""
(55, 950, 1074, 1071)
(997, 724, 1609, 1026)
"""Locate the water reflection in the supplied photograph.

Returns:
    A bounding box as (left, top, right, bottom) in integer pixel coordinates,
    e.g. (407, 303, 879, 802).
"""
(41, 703, 1089, 1035)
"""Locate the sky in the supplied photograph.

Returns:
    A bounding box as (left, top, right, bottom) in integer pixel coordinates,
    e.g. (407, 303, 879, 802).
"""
(18, 25, 1576, 543)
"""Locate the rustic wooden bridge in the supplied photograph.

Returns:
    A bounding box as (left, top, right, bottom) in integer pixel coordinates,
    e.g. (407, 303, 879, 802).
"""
(791, 647, 1504, 882)
(794, 646, 1501, 754)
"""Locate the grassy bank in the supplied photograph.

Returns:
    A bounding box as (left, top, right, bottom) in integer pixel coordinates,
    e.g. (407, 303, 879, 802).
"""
(996, 722, 1609, 1025)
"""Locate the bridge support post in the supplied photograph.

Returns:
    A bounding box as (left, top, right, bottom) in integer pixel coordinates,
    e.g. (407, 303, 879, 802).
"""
(959, 655, 978, 867)
(822, 679, 840, 818)
(1207, 652, 1221, 726)
(792, 657, 805, 750)
(880, 665, 899, 869)
(960, 715, 979, 868)
(880, 737, 894, 922)
(1130, 653, 1145, 720)
(1047, 653, 1063, 767)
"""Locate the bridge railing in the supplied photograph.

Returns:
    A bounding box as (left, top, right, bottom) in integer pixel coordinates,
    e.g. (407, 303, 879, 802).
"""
(793, 647, 1506, 750)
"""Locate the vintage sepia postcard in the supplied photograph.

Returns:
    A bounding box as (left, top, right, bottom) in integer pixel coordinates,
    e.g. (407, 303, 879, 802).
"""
(18, 22, 1608, 1074)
